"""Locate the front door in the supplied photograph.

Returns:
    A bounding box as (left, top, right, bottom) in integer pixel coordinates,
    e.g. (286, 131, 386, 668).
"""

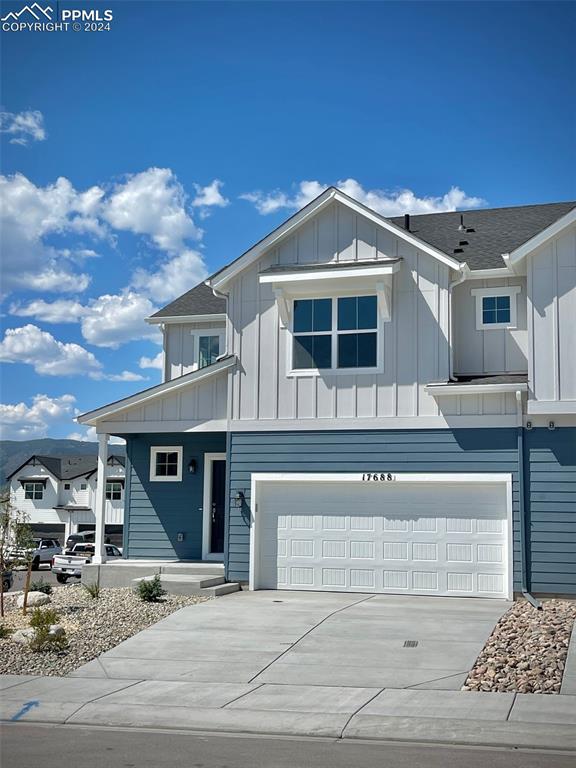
(210, 459, 226, 555)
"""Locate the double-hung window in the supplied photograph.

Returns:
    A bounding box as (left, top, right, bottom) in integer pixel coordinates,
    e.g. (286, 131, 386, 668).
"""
(292, 295, 378, 372)
(24, 482, 44, 500)
(105, 482, 123, 501)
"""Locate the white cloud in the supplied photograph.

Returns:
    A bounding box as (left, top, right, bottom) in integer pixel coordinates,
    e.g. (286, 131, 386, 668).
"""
(0, 110, 46, 145)
(79, 292, 159, 348)
(0, 394, 76, 439)
(10, 292, 161, 349)
(192, 180, 229, 210)
(139, 351, 163, 370)
(103, 167, 201, 253)
(9, 299, 87, 324)
(241, 179, 485, 217)
(0, 324, 144, 380)
(132, 249, 207, 303)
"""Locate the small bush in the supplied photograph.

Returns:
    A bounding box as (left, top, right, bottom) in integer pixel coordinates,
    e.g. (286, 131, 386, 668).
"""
(136, 574, 166, 603)
(83, 582, 100, 599)
(28, 608, 67, 652)
(29, 607, 60, 628)
(0, 624, 11, 639)
(30, 580, 53, 595)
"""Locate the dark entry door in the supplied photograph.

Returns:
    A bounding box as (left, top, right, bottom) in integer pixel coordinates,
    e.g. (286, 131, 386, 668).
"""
(210, 460, 226, 553)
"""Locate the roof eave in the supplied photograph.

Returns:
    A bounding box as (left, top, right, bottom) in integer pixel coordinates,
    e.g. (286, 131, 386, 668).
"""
(504, 206, 576, 267)
(146, 313, 227, 325)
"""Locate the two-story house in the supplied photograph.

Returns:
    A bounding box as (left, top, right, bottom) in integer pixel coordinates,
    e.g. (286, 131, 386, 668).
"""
(7, 454, 125, 546)
(78, 188, 576, 600)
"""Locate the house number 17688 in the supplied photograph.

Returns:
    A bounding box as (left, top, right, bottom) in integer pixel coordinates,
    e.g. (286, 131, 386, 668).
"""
(362, 473, 396, 482)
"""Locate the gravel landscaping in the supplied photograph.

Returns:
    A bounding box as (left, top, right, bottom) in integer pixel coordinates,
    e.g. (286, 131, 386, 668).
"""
(0, 584, 209, 676)
(463, 599, 576, 694)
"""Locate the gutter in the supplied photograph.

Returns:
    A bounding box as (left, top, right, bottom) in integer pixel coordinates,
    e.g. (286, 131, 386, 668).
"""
(516, 389, 542, 610)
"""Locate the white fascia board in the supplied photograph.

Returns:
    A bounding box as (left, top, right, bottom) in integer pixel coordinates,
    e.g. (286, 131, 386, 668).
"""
(259, 261, 400, 284)
(209, 188, 463, 292)
(78, 355, 237, 425)
(527, 400, 576, 415)
(465, 267, 516, 280)
(503, 207, 576, 267)
(146, 313, 226, 325)
(425, 382, 528, 396)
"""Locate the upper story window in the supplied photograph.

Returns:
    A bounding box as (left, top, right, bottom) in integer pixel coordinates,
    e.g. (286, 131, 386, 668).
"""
(292, 295, 378, 372)
(106, 481, 123, 501)
(80, 483, 87, 490)
(198, 335, 220, 368)
(472, 285, 521, 331)
(64, 483, 71, 490)
(150, 446, 183, 482)
(24, 482, 44, 500)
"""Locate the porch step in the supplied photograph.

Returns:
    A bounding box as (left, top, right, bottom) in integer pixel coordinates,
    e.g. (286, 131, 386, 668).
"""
(132, 574, 240, 598)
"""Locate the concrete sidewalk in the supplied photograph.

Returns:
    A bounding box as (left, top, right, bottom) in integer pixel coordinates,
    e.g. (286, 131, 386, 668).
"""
(1, 674, 576, 751)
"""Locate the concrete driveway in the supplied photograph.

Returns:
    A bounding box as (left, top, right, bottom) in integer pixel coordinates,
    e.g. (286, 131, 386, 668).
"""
(72, 590, 508, 690)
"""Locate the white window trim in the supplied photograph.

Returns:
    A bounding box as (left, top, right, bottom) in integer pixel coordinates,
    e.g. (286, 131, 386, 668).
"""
(287, 295, 383, 377)
(249, 472, 514, 600)
(471, 285, 521, 331)
(190, 330, 226, 371)
(24, 482, 44, 500)
(149, 446, 183, 482)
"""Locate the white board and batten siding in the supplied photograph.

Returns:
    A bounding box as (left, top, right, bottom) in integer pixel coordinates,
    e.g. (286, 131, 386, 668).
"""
(252, 475, 512, 599)
(227, 201, 454, 425)
(527, 223, 576, 409)
(452, 278, 528, 375)
(164, 321, 226, 381)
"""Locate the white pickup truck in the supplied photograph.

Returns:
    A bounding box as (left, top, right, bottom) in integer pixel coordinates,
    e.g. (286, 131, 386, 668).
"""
(51, 543, 122, 583)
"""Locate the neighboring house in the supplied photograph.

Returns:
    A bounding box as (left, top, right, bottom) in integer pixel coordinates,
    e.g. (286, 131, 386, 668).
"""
(79, 188, 576, 600)
(7, 455, 125, 545)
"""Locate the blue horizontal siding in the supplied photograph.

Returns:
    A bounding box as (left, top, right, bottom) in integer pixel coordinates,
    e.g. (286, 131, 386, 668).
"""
(525, 428, 576, 595)
(226, 428, 522, 586)
(124, 432, 226, 560)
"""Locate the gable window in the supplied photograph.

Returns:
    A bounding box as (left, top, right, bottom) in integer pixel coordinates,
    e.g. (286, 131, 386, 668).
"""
(198, 335, 220, 368)
(64, 483, 71, 490)
(472, 286, 521, 331)
(80, 483, 87, 491)
(24, 482, 44, 500)
(150, 446, 183, 482)
(291, 295, 379, 372)
(106, 481, 123, 501)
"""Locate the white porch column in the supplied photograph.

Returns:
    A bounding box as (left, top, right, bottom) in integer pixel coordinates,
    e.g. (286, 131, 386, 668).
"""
(93, 433, 109, 564)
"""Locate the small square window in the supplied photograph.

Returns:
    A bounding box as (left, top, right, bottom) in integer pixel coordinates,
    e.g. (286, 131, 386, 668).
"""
(150, 447, 183, 482)
(473, 286, 520, 330)
(80, 483, 87, 491)
(24, 482, 44, 500)
(482, 295, 510, 325)
(105, 482, 123, 501)
(64, 483, 71, 490)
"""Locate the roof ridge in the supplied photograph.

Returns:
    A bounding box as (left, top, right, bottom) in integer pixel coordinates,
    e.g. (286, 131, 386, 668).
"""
(392, 200, 576, 219)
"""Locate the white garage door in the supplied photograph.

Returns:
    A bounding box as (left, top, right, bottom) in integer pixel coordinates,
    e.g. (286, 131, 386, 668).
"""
(256, 479, 510, 599)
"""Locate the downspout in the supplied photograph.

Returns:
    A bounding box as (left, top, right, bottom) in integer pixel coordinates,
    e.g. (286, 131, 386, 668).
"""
(448, 263, 469, 381)
(516, 390, 541, 610)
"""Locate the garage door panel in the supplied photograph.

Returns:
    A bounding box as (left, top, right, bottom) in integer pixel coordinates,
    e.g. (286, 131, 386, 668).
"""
(257, 481, 509, 598)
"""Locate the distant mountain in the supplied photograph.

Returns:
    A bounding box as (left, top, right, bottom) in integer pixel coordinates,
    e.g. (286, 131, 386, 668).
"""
(0, 438, 125, 486)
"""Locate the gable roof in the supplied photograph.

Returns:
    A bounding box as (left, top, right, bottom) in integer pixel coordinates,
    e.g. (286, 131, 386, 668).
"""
(6, 454, 125, 482)
(149, 281, 226, 321)
(390, 201, 576, 271)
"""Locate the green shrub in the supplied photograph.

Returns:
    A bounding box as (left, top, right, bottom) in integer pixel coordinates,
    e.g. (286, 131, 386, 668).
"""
(0, 624, 11, 639)
(136, 574, 166, 602)
(83, 582, 100, 599)
(28, 608, 67, 652)
(30, 580, 53, 595)
(29, 607, 60, 628)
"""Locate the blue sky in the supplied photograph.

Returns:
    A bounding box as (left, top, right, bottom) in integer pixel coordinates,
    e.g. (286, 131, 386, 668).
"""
(1, 0, 575, 440)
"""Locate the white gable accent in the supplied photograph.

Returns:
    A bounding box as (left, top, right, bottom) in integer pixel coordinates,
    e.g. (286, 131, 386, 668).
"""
(208, 188, 463, 292)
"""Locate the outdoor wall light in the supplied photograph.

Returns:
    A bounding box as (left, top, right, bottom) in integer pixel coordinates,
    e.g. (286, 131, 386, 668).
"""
(188, 459, 197, 474)
(548, 421, 556, 431)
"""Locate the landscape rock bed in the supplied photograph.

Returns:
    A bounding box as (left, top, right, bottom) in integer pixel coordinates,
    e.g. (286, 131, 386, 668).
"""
(463, 599, 576, 694)
(0, 585, 208, 676)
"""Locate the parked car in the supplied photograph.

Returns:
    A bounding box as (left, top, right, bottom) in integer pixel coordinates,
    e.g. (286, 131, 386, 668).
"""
(2, 569, 13, 592)
(64, 531, 110, 552)
(51, 543, 123, 583)
(8, 538, 62, 570)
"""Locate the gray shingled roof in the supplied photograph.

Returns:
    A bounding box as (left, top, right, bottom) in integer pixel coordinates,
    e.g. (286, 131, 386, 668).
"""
(390, 202, 575, 270)
(7, 455, 125, 481)
(150, 281, 226, 320)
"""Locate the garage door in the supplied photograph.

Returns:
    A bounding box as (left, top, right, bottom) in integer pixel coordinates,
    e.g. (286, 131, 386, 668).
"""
(256, 478, 510, 599)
